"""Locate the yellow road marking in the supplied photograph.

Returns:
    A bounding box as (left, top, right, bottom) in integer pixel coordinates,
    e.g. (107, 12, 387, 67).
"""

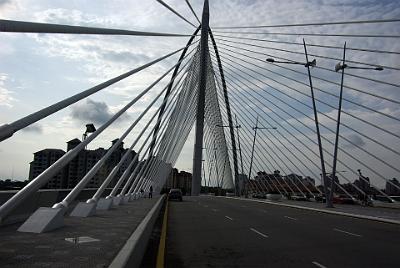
(156, 199, 169, 268)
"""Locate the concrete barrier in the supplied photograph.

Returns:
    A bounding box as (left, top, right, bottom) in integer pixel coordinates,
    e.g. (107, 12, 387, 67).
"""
(0, 188, 114, 225)
(108, 194, 166, 268)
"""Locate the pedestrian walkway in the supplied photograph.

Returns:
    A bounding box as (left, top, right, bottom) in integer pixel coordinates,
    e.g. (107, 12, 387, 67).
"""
(0, 196, 159, 268)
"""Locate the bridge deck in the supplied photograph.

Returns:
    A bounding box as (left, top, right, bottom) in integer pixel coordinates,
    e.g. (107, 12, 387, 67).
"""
(0, 197, 158, 268)
(166, 196, 399, 268)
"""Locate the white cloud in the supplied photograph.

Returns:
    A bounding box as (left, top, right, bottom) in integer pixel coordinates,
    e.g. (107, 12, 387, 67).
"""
(0, 73, 16, 107)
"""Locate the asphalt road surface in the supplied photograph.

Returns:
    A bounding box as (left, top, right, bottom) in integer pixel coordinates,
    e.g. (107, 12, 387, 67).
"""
(166, 196, 400, 268)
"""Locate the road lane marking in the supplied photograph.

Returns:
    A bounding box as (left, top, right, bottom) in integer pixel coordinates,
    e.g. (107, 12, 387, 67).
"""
(284, 216, 298, 221)
(204, 205, 209, 208)
(212, 209, 219, 212)
(333, 228, 362, 237)
(225, 216, 233, 221)
(312, 261, 327, 268)
(250, 228, 268, 238)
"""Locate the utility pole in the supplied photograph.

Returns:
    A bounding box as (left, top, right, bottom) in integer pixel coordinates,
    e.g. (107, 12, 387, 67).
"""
(191, 0, 209, 196)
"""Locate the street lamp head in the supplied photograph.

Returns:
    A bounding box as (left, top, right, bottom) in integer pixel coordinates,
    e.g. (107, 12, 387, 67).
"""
(335, 62, 347, 72)
(266, 58, 275, 63)
(305, 59, 317, 68)
(85, 123, 96, 134)
(335, 62, 342, 72)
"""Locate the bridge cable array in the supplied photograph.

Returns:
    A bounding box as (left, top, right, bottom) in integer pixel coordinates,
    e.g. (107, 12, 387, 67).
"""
(207, 18, 400, 201)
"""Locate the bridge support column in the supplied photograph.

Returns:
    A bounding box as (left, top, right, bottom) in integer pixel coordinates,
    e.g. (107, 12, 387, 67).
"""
(191, 0, 209, 196)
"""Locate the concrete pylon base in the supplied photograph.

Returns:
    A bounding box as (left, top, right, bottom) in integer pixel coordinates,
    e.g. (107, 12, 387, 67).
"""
(121, 195, 130, 204)
(70, 202, 96, 217)
(113, 196, 123, 206)
(96, 198, 113, 210)
(17, 207, 64, 233)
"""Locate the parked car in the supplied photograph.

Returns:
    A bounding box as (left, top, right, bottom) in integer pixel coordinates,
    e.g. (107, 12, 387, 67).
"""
(252, 193, 266, 199)
(333, 195, 356, 204)
(169, 188, 183, 201)
(314, 195, 326, 203)
(267, 193, 282, 201)
(291, 195, 309, 201)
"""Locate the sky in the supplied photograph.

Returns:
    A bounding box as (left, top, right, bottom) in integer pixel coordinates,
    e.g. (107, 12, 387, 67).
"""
(0, 0, 399, 190)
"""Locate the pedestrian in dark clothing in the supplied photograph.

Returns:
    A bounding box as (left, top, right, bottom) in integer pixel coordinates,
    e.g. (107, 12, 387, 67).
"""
(149, 186, 153, 198)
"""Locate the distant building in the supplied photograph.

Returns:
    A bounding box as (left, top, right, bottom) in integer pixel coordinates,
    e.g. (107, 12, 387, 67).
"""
(29, 138, 137, 189)
(386, 178, 400, 195)
(303, 176, 316, 187)
(164, 168, 192, 195)
(249, 171, 318, 194)
(29, 149, 66, 189)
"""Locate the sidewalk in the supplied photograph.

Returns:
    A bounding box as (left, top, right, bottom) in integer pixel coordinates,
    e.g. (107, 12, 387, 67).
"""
(0, 196, 159, 268)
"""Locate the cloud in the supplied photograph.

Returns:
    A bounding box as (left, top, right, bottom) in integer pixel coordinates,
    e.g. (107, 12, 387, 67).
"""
(0, 73, 16, 107)
(344, 134, 366, 148)
(0, 0, 11, 7)
(101, 50, 150, 64)
(71, 99, 114, 125)
(70, 98, 130, 126)
(21, 124, 43, 134)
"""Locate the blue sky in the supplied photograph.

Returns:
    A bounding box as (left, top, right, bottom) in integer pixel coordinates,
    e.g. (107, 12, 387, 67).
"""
(0, 0, 399, 189)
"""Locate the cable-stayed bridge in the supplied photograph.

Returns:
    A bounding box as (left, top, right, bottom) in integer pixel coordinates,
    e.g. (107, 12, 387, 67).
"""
(0, 0, 399, 267)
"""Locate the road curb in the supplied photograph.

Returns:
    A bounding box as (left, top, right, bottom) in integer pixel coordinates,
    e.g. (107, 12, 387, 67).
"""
(220, 196, 400, 225)
(156, 197, 169, 268)
(108, 194, 166, 268)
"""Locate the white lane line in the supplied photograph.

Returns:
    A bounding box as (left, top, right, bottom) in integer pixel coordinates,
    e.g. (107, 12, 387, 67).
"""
(312, 261, 327, 268)
(249, 228, 268, 238)
(203, 205, 209, 208)
(333, 228, 362, 237)
(212, 209, 219, 212)
(225, 216, 233, 221)
(284, 216, 298, 221)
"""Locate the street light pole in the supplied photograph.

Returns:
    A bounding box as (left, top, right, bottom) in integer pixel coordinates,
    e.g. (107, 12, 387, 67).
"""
(329, 42, 347, 205)
(216, 120, 243, 195)
(248, 116, 259, 183)
(331, 43, 383, 204)
(302, 39, 332, 208)
(202, 159, 206, 193)
(248, 115, 277, 184)
(234, 115, 244, 175)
